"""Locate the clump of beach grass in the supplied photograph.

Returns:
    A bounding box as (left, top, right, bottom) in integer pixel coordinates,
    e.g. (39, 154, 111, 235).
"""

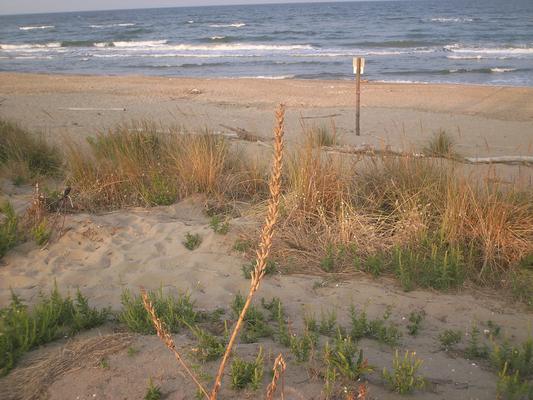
(0, 120, 62, 184)
(65, 122, 269, 211)
(424, 129, 459, 159)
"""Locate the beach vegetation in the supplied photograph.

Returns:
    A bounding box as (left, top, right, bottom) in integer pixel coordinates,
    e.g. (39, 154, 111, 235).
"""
(424, 129, 459, 159)
(31, 218, 51, 246)
(324, 332, 372, 382)
(241, 259, 277, 279)
(0, 287, 107, 376)
(230, 347, 264, 390)
(183, 232, 202, 250)
(189, 325, 226, 362)
(0, 120, 62, 182)
(120, 288, 198, 334)
(0, 202, 20, 258)
(350, 306, 402, 346)
(231, 293, 272, 343)
(438, 329, 462, 351)
(382, 350, 425, 395)
(209, 215, 229, 234)
(144, 378, 162, 400)
(406, 311, 425, 336)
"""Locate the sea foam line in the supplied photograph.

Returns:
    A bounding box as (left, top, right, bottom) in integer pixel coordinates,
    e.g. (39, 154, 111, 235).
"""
(209, 23, 246, 28)
(19, 25, 55, 31)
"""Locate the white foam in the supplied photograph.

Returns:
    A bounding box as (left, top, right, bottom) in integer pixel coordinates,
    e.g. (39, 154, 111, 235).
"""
(210, 36, 226, 40)
(446, 55, 483, 60)
(0, 42, 61, 50)
(111, 40, 168, 47)
(209, 23, 246, 28)
(491, 68, 516, 73)
(19, 25, 55, 31)
(244, 75, 294, 79)
(90, 23, 136, 28)
(14, 55, 53, 59)
(430, 17, 473, 23)
(445, 44, 533, 55)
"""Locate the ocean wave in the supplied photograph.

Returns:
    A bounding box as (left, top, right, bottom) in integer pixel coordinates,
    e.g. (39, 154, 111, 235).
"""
(210, 36, 226, 41)
(444, 44, 533, 55)
(90, 23, 136, 28)
(239, 75, 294, 79)
(13, 55, 53, 59)
(429, 17, 474, 23)
(209, 23, 246, 28)
(108, 40, 168, 47)
(19, 25, 55, 31)
(0, 42, 61, 50)
(490, 67, 517, 73)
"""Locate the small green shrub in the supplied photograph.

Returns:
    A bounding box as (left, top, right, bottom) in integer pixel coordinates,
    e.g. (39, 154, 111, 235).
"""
(465, 326, 489, 359)
(189, 325, 225, 362)
(407, 311, 425, 336)
(0, 287, 107, 376)
(290, 330, 316, 363)
(209, 215, 230, 235)
(0, 202, 19, 258)
(382, 350, 425, 395)
(438, 329, 462, 351)
(350, 306, 402, 346)
(230, 347, 264, 390)
(497, 362, 533, 400)
(231, 294, 272, 343)
(233, 238, 252, 252)
(391, 239, 466, 291)
(324, 332, 372, 382)
(491, 338, 533, 379)
(319, 310, 337, 336)
(127, 346, 139, 357)
(31, 218, 51, 246)
(144, 378, 162, 400)
(120, 288, 198, 334)
(141, 173, 177, 206)
(262, 297, 290, 346)
(363, 253, 388, 277)
(183, 232, 202, 250)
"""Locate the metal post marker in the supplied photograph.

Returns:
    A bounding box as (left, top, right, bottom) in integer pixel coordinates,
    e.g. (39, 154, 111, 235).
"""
(353, 57, 365, 136)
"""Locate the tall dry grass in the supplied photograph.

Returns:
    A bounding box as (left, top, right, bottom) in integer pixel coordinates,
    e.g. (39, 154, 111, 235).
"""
(0, 120, 62, 183)
(273, 141, 533, 288)
(65, 122, 269, 210)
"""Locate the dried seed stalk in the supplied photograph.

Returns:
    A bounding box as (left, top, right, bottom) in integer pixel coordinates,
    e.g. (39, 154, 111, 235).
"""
(210, 104, 285, 399)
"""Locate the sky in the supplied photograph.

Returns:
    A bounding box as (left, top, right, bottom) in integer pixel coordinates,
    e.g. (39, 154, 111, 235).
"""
(0, 0, 372, 16)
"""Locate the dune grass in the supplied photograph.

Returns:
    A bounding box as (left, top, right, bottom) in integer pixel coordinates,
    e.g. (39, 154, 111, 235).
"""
(1, 116, 532, 300)
(0, 120, 62, 184)
(65, 122, 269, 210)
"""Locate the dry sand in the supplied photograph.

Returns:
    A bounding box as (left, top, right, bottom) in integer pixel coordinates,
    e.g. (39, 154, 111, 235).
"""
(1, 73, 533, 399)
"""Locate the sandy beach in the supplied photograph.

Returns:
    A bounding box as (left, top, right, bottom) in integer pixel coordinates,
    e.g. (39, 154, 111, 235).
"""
(1, 72, 533, 400)
(1, 72, 533, 159)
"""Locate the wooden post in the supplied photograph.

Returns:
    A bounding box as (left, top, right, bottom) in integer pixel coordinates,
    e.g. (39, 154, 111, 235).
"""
(355, 57, 361, 136)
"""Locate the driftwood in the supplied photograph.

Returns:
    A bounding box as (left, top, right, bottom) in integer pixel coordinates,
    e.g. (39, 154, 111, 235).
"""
(59, 107, 126, 111)
(323, 144, 533, 166)
(300, 113, 341, 120)
(464, 156, 533, 165)
(219, 124, 264, 142)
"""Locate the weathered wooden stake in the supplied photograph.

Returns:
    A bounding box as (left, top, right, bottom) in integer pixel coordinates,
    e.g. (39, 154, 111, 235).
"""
(355, 57, 362, 136)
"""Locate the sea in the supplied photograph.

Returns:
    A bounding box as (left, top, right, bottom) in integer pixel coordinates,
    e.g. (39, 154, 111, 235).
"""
(1, 0, 532, 86)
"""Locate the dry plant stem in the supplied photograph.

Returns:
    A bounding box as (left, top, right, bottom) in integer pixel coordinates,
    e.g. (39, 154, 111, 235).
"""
(266, 354, 287, 400)
(210, 105, 285, 400)
(140, 289, 210, 400)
